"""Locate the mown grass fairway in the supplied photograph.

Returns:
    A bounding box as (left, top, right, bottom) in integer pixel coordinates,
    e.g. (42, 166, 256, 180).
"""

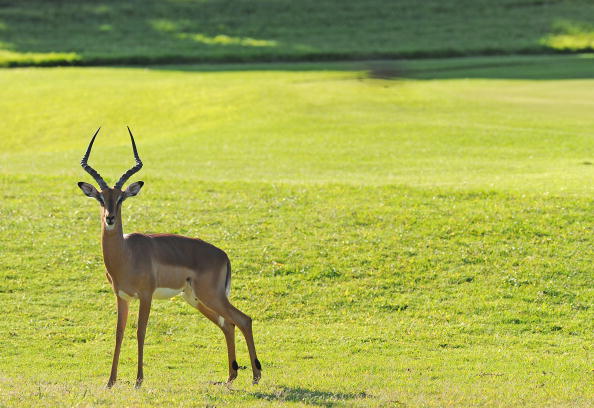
(0, 56, 593, 407)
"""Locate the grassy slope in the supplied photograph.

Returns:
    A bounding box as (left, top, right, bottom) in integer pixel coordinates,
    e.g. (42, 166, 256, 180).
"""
(1, 55, 592, 194)
(0, 57, 592, 407)
(1, 0, 594, 66)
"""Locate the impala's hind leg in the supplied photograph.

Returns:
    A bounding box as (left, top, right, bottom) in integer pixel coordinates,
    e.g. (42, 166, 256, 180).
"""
(196, 303, 238, 383)
(202, 297, 262, 384)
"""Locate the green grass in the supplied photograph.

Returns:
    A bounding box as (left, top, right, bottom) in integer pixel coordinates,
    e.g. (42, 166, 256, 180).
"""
(1, 0, 594, 67)
(1, 55, 592, 194)
(0, 56, 593, 407)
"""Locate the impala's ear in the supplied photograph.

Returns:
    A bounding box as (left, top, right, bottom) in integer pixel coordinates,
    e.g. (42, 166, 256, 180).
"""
(123, 181, 144, 198)
(78, 182, 100, 199)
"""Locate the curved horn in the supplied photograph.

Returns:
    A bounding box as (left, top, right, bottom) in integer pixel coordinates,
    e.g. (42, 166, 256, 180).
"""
(114, 126, 143, 190)
(81, 127, 109, 190)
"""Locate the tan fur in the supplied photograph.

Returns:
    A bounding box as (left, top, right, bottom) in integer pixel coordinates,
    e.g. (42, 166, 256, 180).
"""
(82, 187, 261, 388)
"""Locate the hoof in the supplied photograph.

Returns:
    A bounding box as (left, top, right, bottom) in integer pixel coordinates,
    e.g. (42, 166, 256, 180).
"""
(106, 379, 116, 389)
(134, 378, 143, 389)
(226, 372, 237, 384)
(252, 374, 261, 385)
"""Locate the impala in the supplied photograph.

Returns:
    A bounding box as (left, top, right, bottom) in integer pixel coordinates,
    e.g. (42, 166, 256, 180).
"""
(77, 127, 261, 388)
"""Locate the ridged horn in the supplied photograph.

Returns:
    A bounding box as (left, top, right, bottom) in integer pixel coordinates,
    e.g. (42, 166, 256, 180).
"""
(80, 127, 109, 191)
(114, 126, 143, 190)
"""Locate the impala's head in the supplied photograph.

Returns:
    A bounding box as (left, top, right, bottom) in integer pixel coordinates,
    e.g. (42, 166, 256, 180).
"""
(77, 127, 144, 231)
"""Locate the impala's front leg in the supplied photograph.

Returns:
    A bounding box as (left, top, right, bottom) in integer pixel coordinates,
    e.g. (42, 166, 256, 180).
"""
(135, 295, 152, 388)
(107, 296, 129, 388)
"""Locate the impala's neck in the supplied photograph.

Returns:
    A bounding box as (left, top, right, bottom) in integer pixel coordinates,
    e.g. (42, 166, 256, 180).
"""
(101, 210, 127, 275)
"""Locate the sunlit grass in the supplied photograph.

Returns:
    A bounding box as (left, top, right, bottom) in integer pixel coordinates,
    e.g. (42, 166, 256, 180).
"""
(0, 56, 592, 195)
(541, 20, 594, 51)
(0, 50, 80, 67)
(0, 58, 592, 407)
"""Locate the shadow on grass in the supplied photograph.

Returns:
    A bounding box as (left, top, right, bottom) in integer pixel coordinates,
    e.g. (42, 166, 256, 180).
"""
(148, 54, 594, 80)
(252, 385, 369, 407)
(366, 54, 594, 80)
(1, 1, 593, 69)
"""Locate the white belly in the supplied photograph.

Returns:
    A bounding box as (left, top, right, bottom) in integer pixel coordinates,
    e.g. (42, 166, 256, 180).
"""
(153, 287, 183, 299)
(182, 284, 200, 307)
(118, 290, 137, 301)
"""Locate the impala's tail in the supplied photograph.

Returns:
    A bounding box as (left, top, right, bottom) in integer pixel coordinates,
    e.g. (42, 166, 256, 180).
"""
(225, 260, 231, 298)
